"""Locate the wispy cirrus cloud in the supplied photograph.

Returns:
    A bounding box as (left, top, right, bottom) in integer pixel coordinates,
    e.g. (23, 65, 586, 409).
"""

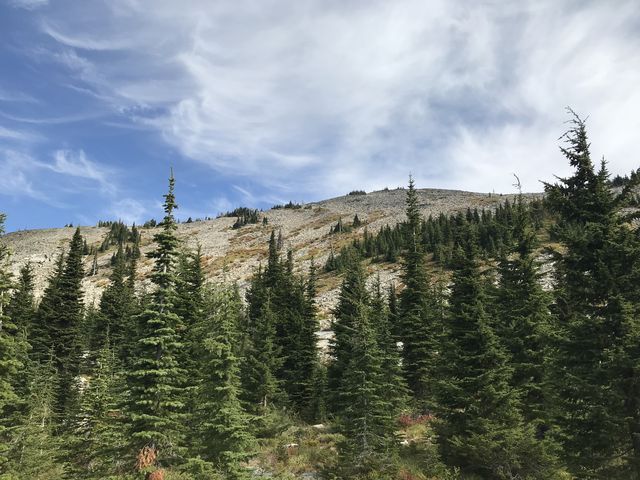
(50, 149, 116, 195)
(8, 0, 48, 11)
(8, 0, 640, 208)
(0, 150, 51, 201)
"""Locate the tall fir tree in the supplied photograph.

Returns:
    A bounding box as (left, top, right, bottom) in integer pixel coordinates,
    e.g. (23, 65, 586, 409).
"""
(434, 227, 556, 478)
(195, 286, 254, 478)
(241, 295, 283, 412)
(98, 243, 135, 356)
(31, 251, 65, 361)
(7, 262, 36, 337)
(494, 192, 552, 428)
(127, 171, 186, 472)
(370, 277, 409, 414)
(399, 176, 440, 407)
(327, 258, 370, 414)
(544, 110, 640, 477)
(2, 359, 67, 479)
(0, 213, 24, 471)
(52, 228, 84, 423)
(69, 339, 128, 478)
(332, 262, 401, 476)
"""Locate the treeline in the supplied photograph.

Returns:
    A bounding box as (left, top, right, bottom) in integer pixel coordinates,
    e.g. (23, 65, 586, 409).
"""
(325, 197, 546, 271)
(0, 112, 639, 479)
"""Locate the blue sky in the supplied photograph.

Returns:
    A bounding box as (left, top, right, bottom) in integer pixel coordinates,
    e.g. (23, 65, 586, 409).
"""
(1, 0, 640, 232)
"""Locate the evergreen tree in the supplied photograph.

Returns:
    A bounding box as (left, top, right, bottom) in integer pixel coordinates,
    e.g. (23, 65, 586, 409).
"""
(98, 243, 135, 356)
(399, 176, 439, 406)
(195, 286, 254, 478)
(434, 228, 556, 478)
(127, 171, 185, 472)
(494, 193, 552, 428)
(31, 251, 65, 361)
(70, 340, 128, 478)
(7, 262, 36, 337)
(242, 296, 282, 412)
(50, 227, 85, 418)
(333, 262, 400, 475)
(370, 277, 409, 414)
(327, 259, 370, 414)
(2, 360, 67, 479)
(544, 110, 640, 476)
(0, 213, 23, 471)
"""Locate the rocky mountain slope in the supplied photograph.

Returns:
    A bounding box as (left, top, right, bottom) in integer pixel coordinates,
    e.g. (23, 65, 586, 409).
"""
(3, 188, 540, 324)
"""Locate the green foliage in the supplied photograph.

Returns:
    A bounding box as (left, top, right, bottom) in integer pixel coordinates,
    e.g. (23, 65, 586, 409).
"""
(31, 227, 86, 418)
(194, 286, 255, 478)
(0, 114, 638, 478)
(544, 110, 640, 477)
(330, 262, 402, 476)
(0, 214, 23, 470)
(69, 341, 129, 478)
(220, 207, 260, 229)
(98, 244, 137, 358)
(7, 262, 35, 337)
(127, 171, 186, 468)
(2, 360, 68, 479)
(433, 228, 557, 478)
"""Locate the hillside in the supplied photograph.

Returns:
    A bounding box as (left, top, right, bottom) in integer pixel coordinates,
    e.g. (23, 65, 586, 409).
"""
(4, 188, 540, 317)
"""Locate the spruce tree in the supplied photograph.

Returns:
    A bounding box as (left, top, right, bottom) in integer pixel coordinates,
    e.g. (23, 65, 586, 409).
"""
(50, 227, 85, 418)
(370, 277, 409, 414)
(333, 262, 400, 475)
(399, 176, 439, 406)
(242, 296, 282, 412)
(327, 258, 370, 414)
(494, 193, 552, 428)
(70, 340, 128, 478)
(195, 286, 254, 478)
(7, 262, 36, 337)
(127, 171, 185, 472)
(544, 110, 640, 476)
(31, 251, 65, 361)
(98, 243, 134, 356)
(0, 213, 23, 471)
(434, 228, 556, 478)
(2, 360, 67, 478)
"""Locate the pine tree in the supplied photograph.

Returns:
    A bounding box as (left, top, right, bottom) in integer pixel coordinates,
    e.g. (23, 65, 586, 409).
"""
(399, 176, 439, 406)
(127, 171, 185, 472)
(327, 259, 370, 414)
(31, 251, 65, 361)
(0, 213, 23, 471)
(2, 359, 68, 478)
(544, 110, 640, 476)
(433, 229, 556, 478)
(494, 193, 552, 428)
(195, 286, 254, 478)
(242, 296, 282, 412)
(46, 227, 86, 419)
(333, 262, 400, 475)
(175, 247, 206, 434)
(370, 277, 409, 414)
(7, 262, 36, 337)
(98, 243, 135, 356)
(70, 340, 128, 478)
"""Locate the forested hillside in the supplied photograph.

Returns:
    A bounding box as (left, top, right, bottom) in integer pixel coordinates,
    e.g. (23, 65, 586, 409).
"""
(1, 113, 640, 479)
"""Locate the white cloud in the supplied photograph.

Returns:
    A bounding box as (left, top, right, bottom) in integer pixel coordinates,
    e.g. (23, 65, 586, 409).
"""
(107, 198, 147, 225)
(0, 150, 51, 201)
(36, 0, 640, 195)
(9, 0, 48, 10)
(51, 149, 116, 195)
(0, 126, 39, 142)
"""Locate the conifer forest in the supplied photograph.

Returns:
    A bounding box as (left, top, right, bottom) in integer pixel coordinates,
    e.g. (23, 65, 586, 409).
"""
(2, 114, 640, 480)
